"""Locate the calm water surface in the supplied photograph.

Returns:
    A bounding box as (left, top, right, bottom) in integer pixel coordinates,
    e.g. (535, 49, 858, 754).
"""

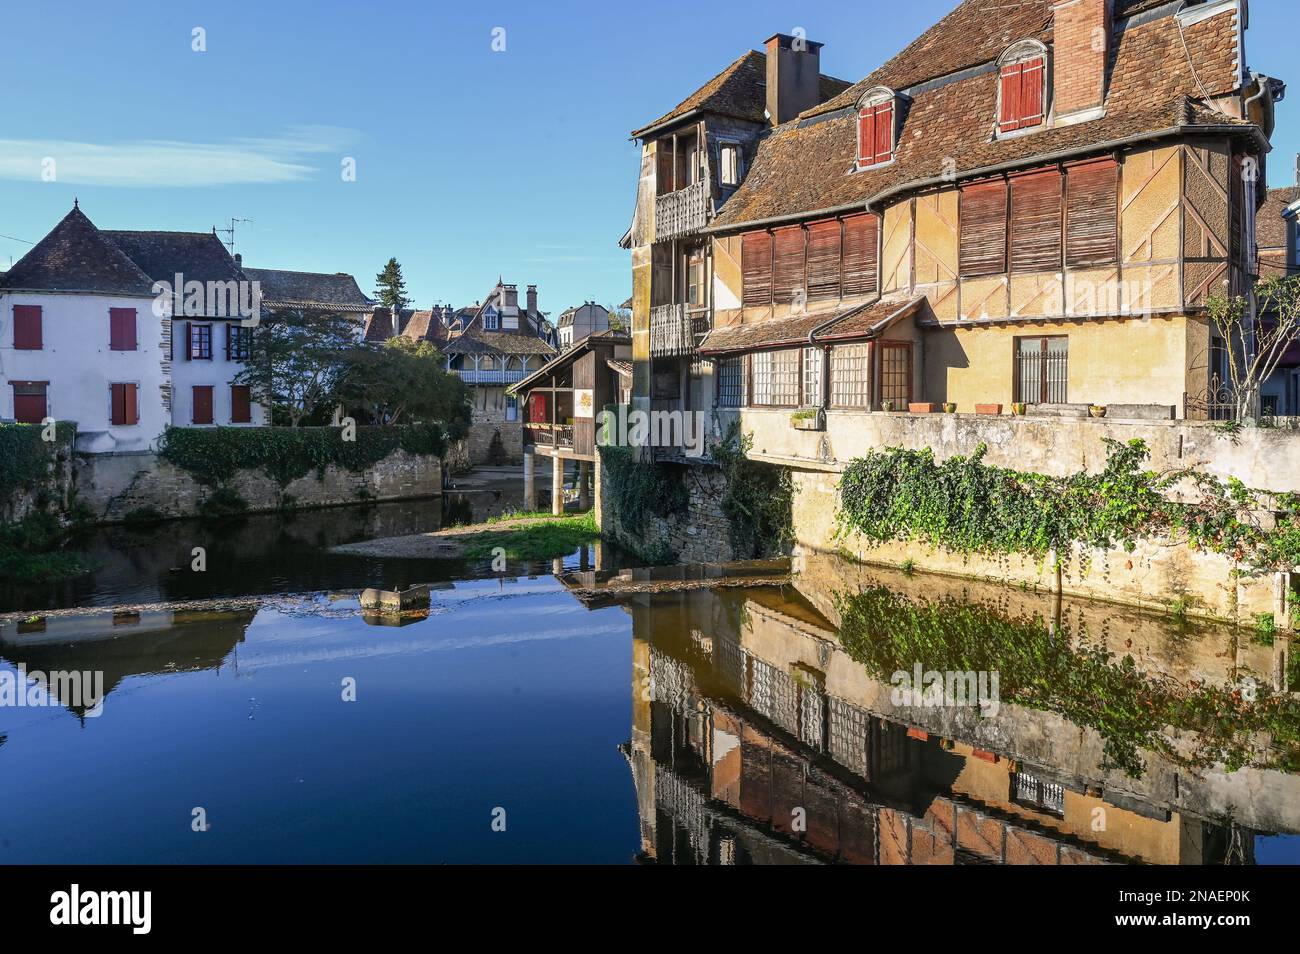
(2, 508, 1299, 864)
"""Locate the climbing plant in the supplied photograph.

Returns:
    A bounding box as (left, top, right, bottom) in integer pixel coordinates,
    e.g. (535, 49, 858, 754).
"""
(711, 424, 793, 559)
(157, 423, 449, 487)
(597, 445, 687, 534)
(0, 422, 76, 503)
(836, 438, 1300, 573)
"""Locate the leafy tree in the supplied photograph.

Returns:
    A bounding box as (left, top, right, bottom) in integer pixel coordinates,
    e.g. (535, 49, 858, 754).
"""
(1205, 274, 1300, 421)
(232, 308, 359, 427)
(374, 258, 410, 317)
(605, 302, 632, 334)
(337, 337, 471, 428)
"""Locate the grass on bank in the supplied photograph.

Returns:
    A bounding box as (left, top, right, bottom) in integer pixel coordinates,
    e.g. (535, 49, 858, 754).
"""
(459, 511, 600, 562)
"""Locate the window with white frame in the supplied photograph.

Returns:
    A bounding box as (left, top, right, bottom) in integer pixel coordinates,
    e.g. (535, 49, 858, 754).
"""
(830, 343, 871, 407)
(719, 143, 741, 187)
(751, 349, 800, 406)
(717, 356, 745, 407)
(997, 40, 1047, 135)
(802, 347, 822, 406)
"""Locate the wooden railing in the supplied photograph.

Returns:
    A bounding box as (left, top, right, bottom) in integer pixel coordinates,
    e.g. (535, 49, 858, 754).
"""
(452, 368, 530, 385)
(654, 179, 710, 241)
(650, 303, 695, 358)
(524, 422, 575, 448)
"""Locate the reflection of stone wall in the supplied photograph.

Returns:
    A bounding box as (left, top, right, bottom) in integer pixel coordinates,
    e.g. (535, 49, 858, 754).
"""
(74, 448, 442, 523)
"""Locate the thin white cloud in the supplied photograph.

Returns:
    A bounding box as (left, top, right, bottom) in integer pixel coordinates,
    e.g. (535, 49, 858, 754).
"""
(0, 125, 359, 187)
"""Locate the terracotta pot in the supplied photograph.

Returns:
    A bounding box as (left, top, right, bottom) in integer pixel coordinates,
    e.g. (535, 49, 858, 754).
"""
(908, 402, 937, 413)
(975, 403, 1003, 415)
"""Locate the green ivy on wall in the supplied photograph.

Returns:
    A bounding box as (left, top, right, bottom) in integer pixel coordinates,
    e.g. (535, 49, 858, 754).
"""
(0, 422, 76, 503)
(712, 425, 794, 560)
(157, 423, 449, 487)
(837, 438, 1300, 573)
(597, 444, 688, 535)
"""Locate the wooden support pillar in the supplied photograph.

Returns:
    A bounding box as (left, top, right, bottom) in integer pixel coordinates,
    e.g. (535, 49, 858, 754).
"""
(523, 449, 536, 510)
(578, 460, 591, 510)
(552, 454, 565, 516)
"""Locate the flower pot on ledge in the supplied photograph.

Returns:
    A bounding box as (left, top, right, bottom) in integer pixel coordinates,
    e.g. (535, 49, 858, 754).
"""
(1089, 405, 1107, 419)
(976, 403, 1003, 415)
(942, 402, 957, 413)
(790, 408, 825, 431)
(908, 402, 937, 413)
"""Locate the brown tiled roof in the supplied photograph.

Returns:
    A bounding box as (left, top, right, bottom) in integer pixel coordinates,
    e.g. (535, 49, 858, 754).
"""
(631, 50, 851, 138)
(607, 358, 633, 380)
(713, 3, 1249, 231)
(242, 267, 373, 312)
(444, 330, 557, 357)
(1258, 186, 1299, 251)
(102, 229, 244, 285)
(700, 298, 926, 354)
(363, 307, 394, 342)
(816, 296, 927, 341)
(1, 205, 155, 295)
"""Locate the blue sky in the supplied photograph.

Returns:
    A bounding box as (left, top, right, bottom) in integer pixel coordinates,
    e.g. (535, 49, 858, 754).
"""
(0, 0, 1296, 315)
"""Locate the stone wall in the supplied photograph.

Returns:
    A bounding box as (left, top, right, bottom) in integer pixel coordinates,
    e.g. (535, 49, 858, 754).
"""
(443, 436, 472, 474)
(596, 456, 735, 564)
(1, 427, 76, 523)
(466, 421, 523, 465)
(74, 447, 442, 523)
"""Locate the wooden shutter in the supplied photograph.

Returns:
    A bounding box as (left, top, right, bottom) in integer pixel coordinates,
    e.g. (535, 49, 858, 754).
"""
(841, 213, 879, 297)
(1009, 169, 1063, 273)
(806, 220, 842, 302)
(110, 383, 138, 425)
(960, 179, 1008, 277)
(224, 323, 232, 360)
(999, 64, 1024, 132)
(182, 322, 192, 361)
(126, 383, 138, 424)
(192, 386, 213, 424)
(109, 308, 137, 351)
(12, 383, 47, 423)
(656, 143, 674, 194)
(772, 226, 805, 305)
(1065, 158, 1119, 267)
(1020, 57, 1045, 128)
(231, 385, 251, 424)
(13, 305, 42, 350)
(873, 100, 894, 164)
(742, 230, 773, 307)
(857, 108, 875, 165)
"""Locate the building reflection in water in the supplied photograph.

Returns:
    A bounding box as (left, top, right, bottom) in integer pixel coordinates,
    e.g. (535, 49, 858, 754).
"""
(619, 557, 1295, 865)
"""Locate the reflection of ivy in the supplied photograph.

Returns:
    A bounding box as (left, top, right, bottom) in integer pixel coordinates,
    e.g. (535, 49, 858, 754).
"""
(834, 586, 1300, 777)
(837, 438, 1300, 573)
(158, 423, 449, 487)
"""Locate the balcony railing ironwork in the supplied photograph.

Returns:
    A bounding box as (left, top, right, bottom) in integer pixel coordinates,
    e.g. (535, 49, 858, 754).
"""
(452, 368, 529, 385)
(654, 179, 710, 242)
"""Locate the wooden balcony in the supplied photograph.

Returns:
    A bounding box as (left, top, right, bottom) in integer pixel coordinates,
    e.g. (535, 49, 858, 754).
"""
(649, 303, 696, 358)
(654, 179, 710, 242)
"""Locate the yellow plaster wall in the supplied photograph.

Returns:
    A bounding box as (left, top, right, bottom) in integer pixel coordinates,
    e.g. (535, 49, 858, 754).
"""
(882, 200, 914, 294)
(1122, 145, 1182, 264)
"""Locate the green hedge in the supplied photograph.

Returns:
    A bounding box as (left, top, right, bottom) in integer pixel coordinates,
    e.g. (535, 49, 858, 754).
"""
(0, 422, 76, 503)
(157, 423, 450, 487)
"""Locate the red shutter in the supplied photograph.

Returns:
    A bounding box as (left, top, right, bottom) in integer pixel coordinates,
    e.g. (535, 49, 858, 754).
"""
(111, 384, 125, 425)
(1009, 169, 1063, 273)
(841, 213, 879, 297)
(806, 220, 842, 302)
(999, 64, 1024, 132)
(192, 386, 214, 424)
(741, 230, 774, 307)
(1065, 158, 1119, 267)
(110, 383, 138, 425)
(873, 101, 894, 164)
(960, 179, 1009, 277)
(13, 383, 47, 423)
(126, 383, 138, 425)
(13, 305, 42, 350)
(1020, 57, 1045, 128)
(857, 108, 875, 165)
(230, 385, 251, 424)
(772, 226, 805, 305)
(109, 308, 137, 351)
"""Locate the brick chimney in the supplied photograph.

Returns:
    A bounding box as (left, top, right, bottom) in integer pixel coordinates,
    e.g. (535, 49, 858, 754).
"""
(1052, 0, 1112, 123)
(764, 33, 824, 126)
(503, 283, 518, 309)
(526, 284, 537, 313)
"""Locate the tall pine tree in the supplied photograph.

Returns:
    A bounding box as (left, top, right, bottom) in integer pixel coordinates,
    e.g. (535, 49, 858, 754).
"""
(374, 258, 410, 317)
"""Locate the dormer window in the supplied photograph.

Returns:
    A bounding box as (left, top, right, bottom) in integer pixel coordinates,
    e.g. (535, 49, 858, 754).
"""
(998, 41, 1048, 135)
(855, 88, 897, 170)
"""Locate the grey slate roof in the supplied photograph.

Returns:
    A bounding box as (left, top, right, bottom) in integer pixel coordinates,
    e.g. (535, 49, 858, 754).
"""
(102, 229, 244, 284)
(242, 267, 374, 312)
(0, 205, 155, 295)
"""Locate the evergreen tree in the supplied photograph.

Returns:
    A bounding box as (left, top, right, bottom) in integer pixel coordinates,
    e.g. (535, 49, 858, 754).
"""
(374, 258, 410, 316)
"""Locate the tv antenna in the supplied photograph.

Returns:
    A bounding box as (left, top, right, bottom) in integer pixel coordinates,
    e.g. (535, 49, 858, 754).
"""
(217, 217, 252, 255)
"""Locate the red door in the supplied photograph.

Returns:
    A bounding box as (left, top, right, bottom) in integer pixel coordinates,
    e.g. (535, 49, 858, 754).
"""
(192, 386, 214, 424)
(12, 382, 48, 423)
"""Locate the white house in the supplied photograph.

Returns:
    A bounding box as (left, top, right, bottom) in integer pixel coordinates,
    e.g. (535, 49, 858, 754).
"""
(555, 301, 611, 350)
(0, 204, 266, 451)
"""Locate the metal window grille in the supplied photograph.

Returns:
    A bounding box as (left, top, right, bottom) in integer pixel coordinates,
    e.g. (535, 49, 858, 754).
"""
(751, 349, 800, 406)
(878, 341, 912, 407)
(830, 343, 871, 407)
(717, 357, 745, 407)
(828, 697, 871, 778)
(1014, 336, 1068, 404)
(802, 347, 822, 406)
